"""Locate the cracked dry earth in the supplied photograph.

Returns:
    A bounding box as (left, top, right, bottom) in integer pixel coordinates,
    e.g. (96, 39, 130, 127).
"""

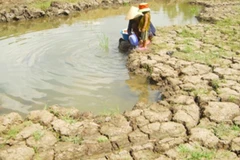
(0, 0, 240, 160)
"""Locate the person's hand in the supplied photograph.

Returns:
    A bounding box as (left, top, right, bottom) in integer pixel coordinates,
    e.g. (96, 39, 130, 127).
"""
(142, 28, 146, 32)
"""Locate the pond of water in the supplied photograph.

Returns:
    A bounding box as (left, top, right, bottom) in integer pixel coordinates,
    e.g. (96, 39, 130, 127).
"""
(0, 0, 200, 115)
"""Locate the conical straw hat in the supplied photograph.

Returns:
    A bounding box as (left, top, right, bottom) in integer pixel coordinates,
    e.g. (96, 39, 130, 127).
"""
(125, 6, 143, 20)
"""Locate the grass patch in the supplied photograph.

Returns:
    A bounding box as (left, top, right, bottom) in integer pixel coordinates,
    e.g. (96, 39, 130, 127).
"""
(101, 106, 120, 116)
(142, 64, 153, 74)
(216, 18, 237, 27)
(227, 95, 238, 103)
(178, 144, 215, 160)
(61, 136, 83, 144)
(97, 136, 109, 143)
(183, 45, 193, 53)
(30, 0, 52, 10)
(60, 114, 77, 124)
(98, 33, 109, 52)
(173, 51, 221, 65)
(193, 88, 210, 96)
(0, 144, 5, 149)
(33, 130, 44, 141)
(33, 146, 39, 153)
(209, 79, 220, 91)
(4, 121, 33, 140)
(5, 128, 20, 139)
(30, 0, 80, 10)
(44, 104, 49, 110)
(179, 29, 201, 39)
(189, 5, 201, 15)
(232, 125, 240, 131)
(213, 124, 240, 140)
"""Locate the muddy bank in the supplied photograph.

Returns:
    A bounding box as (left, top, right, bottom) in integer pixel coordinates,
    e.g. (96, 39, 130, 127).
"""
(0, 0, 136, 23)
(0, 0, 240, 159)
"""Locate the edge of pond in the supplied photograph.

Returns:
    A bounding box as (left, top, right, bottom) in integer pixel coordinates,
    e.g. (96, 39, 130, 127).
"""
(0, 0, 240, 159)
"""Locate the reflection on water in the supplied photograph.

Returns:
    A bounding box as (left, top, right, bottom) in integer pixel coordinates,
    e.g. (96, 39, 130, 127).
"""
(126, 73, 160, 104)
(0, 0, 200, 115)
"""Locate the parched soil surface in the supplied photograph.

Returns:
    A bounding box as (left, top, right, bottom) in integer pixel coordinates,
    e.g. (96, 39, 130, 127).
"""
(0, 0, 240, 160)
(0, 0, 35, 9)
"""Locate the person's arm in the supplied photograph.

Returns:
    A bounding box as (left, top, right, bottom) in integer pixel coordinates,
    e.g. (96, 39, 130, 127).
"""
(142, 13, 149, 32)
(127, 20, 132, 35)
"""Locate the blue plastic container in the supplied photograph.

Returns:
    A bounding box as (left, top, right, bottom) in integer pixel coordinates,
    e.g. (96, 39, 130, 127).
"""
(129, 34, 139, 46)
(121, 29, 129, 41)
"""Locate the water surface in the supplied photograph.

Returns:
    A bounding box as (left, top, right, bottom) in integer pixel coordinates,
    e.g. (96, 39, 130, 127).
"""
(0, 1, 200, 115)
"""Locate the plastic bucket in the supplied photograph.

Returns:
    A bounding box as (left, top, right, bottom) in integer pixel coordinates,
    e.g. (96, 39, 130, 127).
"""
(129, 34, 139, 46)
(121, 29, 129, 41)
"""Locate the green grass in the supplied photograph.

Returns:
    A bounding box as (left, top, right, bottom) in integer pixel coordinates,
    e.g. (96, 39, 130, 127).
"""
(60, 114, 77, 124)
(179, 29, 201, 39)
(30, 0, 80, 10)
(33, 146, 39, 153)
(0, 144, 5, 149)
(98, 33, 109, 52)
(178, 144, 215, 160)
(193, 88, 210, 96)
(123, 2, 130, 6)
(5, 128, 20, 139)
(174, 51, 221, 65)
(183, 45, 193, 53)
(190, 5, 201, 15)
(33, 130, 44, 141)
(100, 106, 120, 116)
(97, 136, 109, 143)
(61, 136, 83, 144)
(30, 1, 52, 10)
(4, 121, 33, 140)
(142, 64, 153, 74)
(210, 79, 220, 91)
(227, 95, 238, 103)
(44, 104, 49, 110)
(232, 125, 240, 131)
(213, 124, 240, 140)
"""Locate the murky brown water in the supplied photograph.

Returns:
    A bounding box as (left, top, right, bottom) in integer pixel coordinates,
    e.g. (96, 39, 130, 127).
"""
(0, 0, 200, 115)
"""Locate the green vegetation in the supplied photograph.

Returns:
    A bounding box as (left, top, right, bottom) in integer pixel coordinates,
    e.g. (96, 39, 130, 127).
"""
(97, 136, 109, 143)
(44, 104, 49, 110)
(183, 45, 193, 53)
(5, 127, 20, 139)
(142, 64, 153, 74)
(213, 124, 240, 140)
(60, 114, 77, 124)
(178, 144, 215, 160)
(227, 95, 237, 102)
(61, 136, 83, 144)
(30, 1, 51, 10)
(190, 5, 201, 15)
(3, 121, 33, 140)
(101, 106, 120, 116)
(210, 79, 220, 91)
(0, 144, 5, 149)
(179, 29, 201, 39)
(232, 125, 240, 131)
(98, 33, 109, 52)
(33, 130, 44, 141)
(123, 2, 130, 6)
(170, 5, 240, 65)
(33, 146, 39, 153)
(193, 88, 210, 96)
(30, 0, 80, 10)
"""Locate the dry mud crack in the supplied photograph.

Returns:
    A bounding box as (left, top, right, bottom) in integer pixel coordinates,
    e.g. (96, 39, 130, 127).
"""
(0, 0, 240, 159)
